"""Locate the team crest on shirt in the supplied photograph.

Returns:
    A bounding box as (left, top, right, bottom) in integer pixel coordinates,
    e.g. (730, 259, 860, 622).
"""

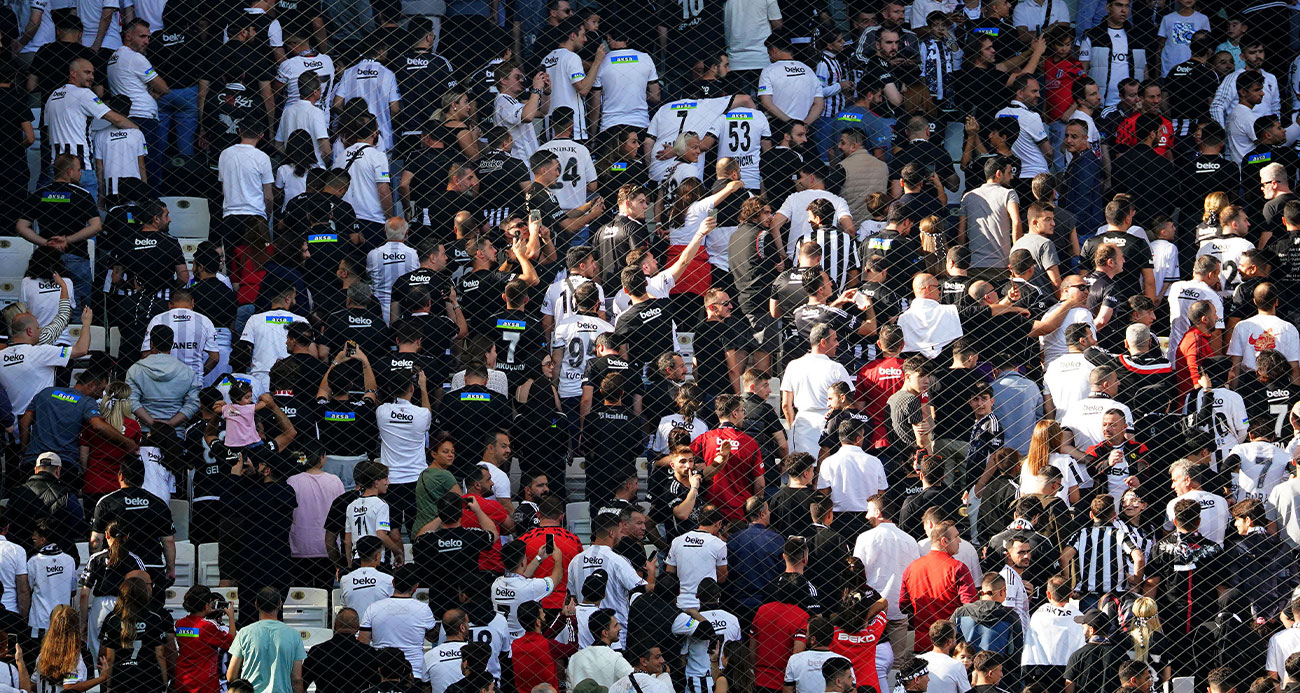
(610, 162, 628, 171)
(611, 55, 638, 64)
(837, 112, 862, 122)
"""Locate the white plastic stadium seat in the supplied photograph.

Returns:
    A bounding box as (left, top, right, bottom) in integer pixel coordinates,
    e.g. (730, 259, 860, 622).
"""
(170, 499, 190, 542)
(160, 197, 210, 239)
(283, 587, 330, 628)
(331, 588, 344, 617)
(566, 502, 591, 543)
(76, 542, 90, 565)
(65, 325, 105, 352)
(197, 542, 220, 587)
(173, 541, 195, 587)
(0, 237, 34, 303)
(299, 627, 333, 650)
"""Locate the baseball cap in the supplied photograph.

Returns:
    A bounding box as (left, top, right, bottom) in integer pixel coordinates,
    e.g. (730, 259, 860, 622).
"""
(1074, 608, 1113, 632)
(35, 452, 61, 468)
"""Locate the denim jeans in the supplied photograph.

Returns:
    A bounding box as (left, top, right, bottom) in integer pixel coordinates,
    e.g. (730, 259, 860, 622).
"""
(1049, 121, 1067, 172)
(61, 253, 93, 309)
(135, 117, 165, 192)
(157, 86, 198, 160)
(78, 168, 97, 202)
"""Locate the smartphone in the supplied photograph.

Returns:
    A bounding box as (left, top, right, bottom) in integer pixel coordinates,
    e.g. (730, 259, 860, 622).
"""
(646, 549, 658, 563)
(546, 534, 556, 553)
(529, 209, 543, 224)
(707, 207, 718, 220)
(461, 495, 472, 512)
(345, 341, 356, 358)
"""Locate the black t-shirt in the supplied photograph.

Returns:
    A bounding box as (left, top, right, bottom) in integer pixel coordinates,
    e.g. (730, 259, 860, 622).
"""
(117, 229, 186, 293)
(0, 84, 29, 180)
(767, 485, 818, 538)
(583, 403, 644, 504)
(951, 64, 1011, 125)
(100, 607, 169, 687)
(729, 221, 782, 319)
(203, 82, 269, 157)
(594, 215, 649, 292)
(1164, 59, 1218, 123)
(857, 54, 900, 118)
(940, 275, 972, 305)
(898, 485, 965, 538)
(656, 476, 700, 541)
(524, 182, 567, 240)
(454, 269, 512, 336)
(414, 526, 495, 610)
(1179, 153, 1237, 222)
(274, 353, 329, 400)
(147, 27, 206, 90)
(92, 488, 175, 568)
(313, 397, 378, 457)
(759, 147, 805, 208)
(391, 267, 451, 316)
(404, 312, 457, 384)
(440, 387, 512, 444)
(583, 355, 634, 395)
(693, 317, 755, 397)
(323, 306, 390, 360)
(930, 367, 986, 439)
(791, 303, 858, 363)
(863, 229, 923, 298)
(771, 267, 813, 319)
(1242, 148, 1300, 215)
(475, 147, 530, 223)
(1110, 147, 1174, 229)
(1064, 640, 1130, 693)
(1266, 231, 1300, 308)
(487, 308, 542, 380)
(274, 0, 324, 36)
(657, 0, 725, 64)
(889, 138, 952, 182)
(206, 39, 274, 86)
(189, 277, 237, 329)
(817, 408, 872, 455)
(394, 51, 457, 138)
(284, 192, 362, 244)
(22, 182, 100, 259)
(31, 42, 102, 101)
(227, 480, 297, 584)
(413, 187, 479, 240)
(1237, 378, 1300, 438)
(614, 298, 675, 369)
(1080, 230, 1153, 300)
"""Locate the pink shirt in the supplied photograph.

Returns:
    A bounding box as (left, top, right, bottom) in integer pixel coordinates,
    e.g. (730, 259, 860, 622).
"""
(287, 470, 346, 557)
(222, 403, 260, 446)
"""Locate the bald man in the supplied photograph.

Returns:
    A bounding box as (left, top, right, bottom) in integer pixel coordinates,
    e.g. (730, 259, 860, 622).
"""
(302, 607, 377, 692)
(898, 274, 1028, 359)
(0, 308, 93, 415)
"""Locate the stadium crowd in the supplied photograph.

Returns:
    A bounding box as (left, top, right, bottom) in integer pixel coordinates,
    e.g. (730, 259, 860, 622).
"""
(2, 0, 1300, 691)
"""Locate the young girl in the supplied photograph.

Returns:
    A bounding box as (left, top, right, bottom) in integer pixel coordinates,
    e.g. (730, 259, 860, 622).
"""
(99, 576, 169, 693)
(79, 521, 146, 657)
(218, 381, 268, 451)
(36, 604, 106, 691)
(275, 130, 320, 211)
(857, 192, 891, 242)
(81, 382, 142, 506)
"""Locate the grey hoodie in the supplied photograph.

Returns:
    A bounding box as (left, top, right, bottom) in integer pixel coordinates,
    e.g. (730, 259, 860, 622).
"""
(126, 353, 201, 422)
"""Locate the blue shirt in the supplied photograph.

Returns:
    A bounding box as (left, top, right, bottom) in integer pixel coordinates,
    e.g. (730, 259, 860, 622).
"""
(24, 386, 99, 465)
(829, 106, 892, 153)
(991, 372, 1043, 455)
(726, 522, 786, 611)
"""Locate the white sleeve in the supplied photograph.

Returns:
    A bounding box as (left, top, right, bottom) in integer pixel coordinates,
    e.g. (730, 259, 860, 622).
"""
(833, 195, 852, 222)
(1227, 326, 1244, 357)
(1209, 76, 1235, 126)
(1078, 38, 1093, 63)
(646, 54, 659, 83)
(375, 503, 391, 532)
(1028, 114, 1048, 142)
(757, 68, 773, 98)
(581, 151, 597, 183)
(784, 654, 801, 684)
(372, 151, 391, 182)
(275, 61, 291, 85)
(267, 19, 283, 47)
(1157, 14, 1171, 37)
(565, 52, 586, 84)
(387, 72, 401, 103)
(665, 540, 678, 567)
(310, 109, 329, 140)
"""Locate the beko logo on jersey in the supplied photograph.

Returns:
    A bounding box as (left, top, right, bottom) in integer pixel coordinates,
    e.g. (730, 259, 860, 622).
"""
(1179, 288, 1202, 299)
(407, 57, 430, 67)
(783, 65, 807, 75)
(639, 307, 663, 319)
(135, 237, 159, 249)
(348, 315, 374, 327)
(583, 555, 604, 566)
(390, 410, 415, 422)
(162, 32, 185, 44)
(174, 314, 192, 323)
(357, 68, 380, 78)
(392, 358, 415, 369)
(303, 59, 324, 70)
(461, 279, 481, 290)
(495, 586, 517, 598)
(45, 564, 64, 577)
(2, 352, 23, 365)
(683, 535, 706, 547)
(438, 537, 464, 549)
(1195, 161, 1222, 172)
(354, 576, 378, 586)
(1268, 389, 1291, 398)
(542, 57, 559, 69)
(382, 252, 407, 261)
(124, 497, 151, 507)
(110, 130, 130, 141)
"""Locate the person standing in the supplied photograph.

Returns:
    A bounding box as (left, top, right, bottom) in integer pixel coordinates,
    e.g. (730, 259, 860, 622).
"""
(227, 587, 307, 693)
(541, 17, 603, 141)
(1079, 0, 1147, 108)
(781, 325, 853, 456)
(900, 521, 978, 652)
(44, 58, 137, 199)
(15, 154, 100, 309)
(218, 121, 275, 247)
(107, 19, 167, 187)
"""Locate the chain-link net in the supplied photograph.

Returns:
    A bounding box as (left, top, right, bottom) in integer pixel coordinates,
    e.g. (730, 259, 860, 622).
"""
(0, 0, 1297, 691)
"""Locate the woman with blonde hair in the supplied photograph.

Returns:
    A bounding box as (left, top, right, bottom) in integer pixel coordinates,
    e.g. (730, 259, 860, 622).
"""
(1021, 419, 1082, 505)
(80, 382, 141, 505)
(36, 604, 107, 691)
(434, 89, 481, 161)
(1194, 190, 1231, 244)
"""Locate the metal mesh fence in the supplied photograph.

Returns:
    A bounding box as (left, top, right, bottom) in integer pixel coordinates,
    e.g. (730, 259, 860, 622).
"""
(0, 0, 1298, 691)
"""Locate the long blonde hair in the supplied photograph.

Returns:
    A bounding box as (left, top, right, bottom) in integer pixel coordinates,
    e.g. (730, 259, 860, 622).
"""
(1024, 420, 1063, 476)
(1201, 191, 1230, 225)
(36, 605, 81, 681)
(433, 89, 470, 123)
(99, 381, 135, 433)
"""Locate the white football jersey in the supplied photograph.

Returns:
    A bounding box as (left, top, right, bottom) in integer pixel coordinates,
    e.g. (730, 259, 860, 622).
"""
(239, 309, 308, 378)
(491, 573, 556, 638)
(346, 495, 392, 560)
(542, 274, 606, 322)
(333, 59, 401, 151)
(594, 49, 659, 130)
(707, 107, 771, 189)
(541, 47, 590, 140)
(340, 565, 395, 618)
(1165, 279, 1224, 364)
(337, 143, 391, 223)
(367, 241, 419, 311)
(43, 84, 111, 168)
(277, 51, 336, 115)
(107, 45, 158, 119)
(758, 60, 821, 122)
(467, 614, 511, 680)
(537, 138, 597, 211)
(1229, 440, 1291, 501)
(1195, 235, 1255, 298)
(93, 127, 146, 196)
(26, 546, 75, 632)
(646, 97, 732, 182)
(552, 313, 614, 399)
(142, 308, 218, 379)
(494, 92, 540, 161)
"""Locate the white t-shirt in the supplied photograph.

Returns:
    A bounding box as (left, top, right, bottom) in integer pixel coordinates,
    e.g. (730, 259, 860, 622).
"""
(1040, 305, 1095, 366)
(275, 99, 329, 152)
(338, 143, 391, 223)
(18, 0, 61, 54)
(542, 47, 590, 140)
(1230, 440, 1291, 502)
(93, 127, 147, 196)
(468, 614, 511, 680)
(853, 522, 922, 620)
(333, 59, 401, 151)
(1228, 313, 1300, 372)
(20, 277, 74, 345)
(1184, 387, 1250, 456)
(276, 52, 336, 111)
(43, 84, 111, 168)
(341, 565, 394, 617)
(1149, 239, 1178, 297)
(491, 572, 556, 638)
(995, 100, 1050, 177)
(707, 108, 771, 189)
(424, 640, 467, 693)
(26, 546, 74, 631)
(107, 45, 159, 119)
(537, 138, 597, 211)
(1164, 489, 1230, 544)
(919, 651, 971, 693)
(275, 165, 310, 209)
(1022, 603, 1086, 666)
(1166, 279, 1223, 364)
(666, 530, 727, 609)
(367, 241, 419, 311)
(778, 189, 852, 257)
(1043, 352, 1092, 419)
(1059, 396, 1133, 449)
(76, 0, 128, 50)
(494, 93, 540, 161)
(477, 461, 512, 506)
(724, 0, 781, 70)
(595, 49, 659, 130)
(239, 309, 308, 377)
(140, 445, 175, 504)
(1195, 235, 1255, 298)
(361, 596, 438, 681)
(1078, 28, 1131, 107)
(649, 414, 709, 455)
(566, 545, 647, 646)
(783, 650, 847, 693)
(377, 399, 432, 484)
(1157, 11, 1210, 76)
(218, 143, 274, 218)
(1011, 0, 1071, 31)
(1225, 103, 1257, 163)
(1268, 625, 1300, 683)
(646, 98, 732, 182)
(346, 495, 392, 559)
(780, 353, 852, 411)
(816, 445, 888, 512)
(758, 60, 821, 122)
(684, 608, 742, 679)
(552, 313, 615, 399)
(0, 344, 71, 414)
(0, 538, 28, 613)
(142, 308, 218, 379)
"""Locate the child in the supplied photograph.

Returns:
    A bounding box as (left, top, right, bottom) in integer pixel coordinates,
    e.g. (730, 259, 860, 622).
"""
(1042, 26, 1085, 170)
(93, 94, 147, 200)
(218, 381, 270, 451)
(1215, 16, 1247, 70)
(27, 518, 75, 639)
(1148, 215, 1179, 297)
(344, 459, 403, 567)
(1157, 0, 1210, 77)
(855, 192, 891, 242)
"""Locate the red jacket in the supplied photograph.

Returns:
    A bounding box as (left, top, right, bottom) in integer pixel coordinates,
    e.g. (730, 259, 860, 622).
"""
(174, 613, 235, 693)
(856, 357, 904, 449)
(1175, 327, 1213, 397)
(899, 551, 977, 651)
(693, 423, 764, 520)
